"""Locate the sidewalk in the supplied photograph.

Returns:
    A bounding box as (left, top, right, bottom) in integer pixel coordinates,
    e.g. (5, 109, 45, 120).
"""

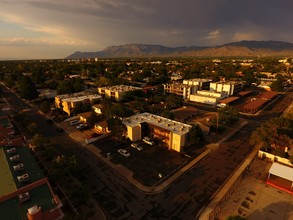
(60, 119, 249, 194)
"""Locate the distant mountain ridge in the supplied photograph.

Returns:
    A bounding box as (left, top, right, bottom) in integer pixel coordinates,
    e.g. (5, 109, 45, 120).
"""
(66, 40, 293, 59)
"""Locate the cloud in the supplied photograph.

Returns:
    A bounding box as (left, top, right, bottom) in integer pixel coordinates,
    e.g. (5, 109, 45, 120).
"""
(0, 37, 87, 46)
(205, 29, 221, 39)
(0, 0, 293, 59)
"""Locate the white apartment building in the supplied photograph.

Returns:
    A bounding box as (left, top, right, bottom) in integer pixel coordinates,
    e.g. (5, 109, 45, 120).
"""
(123, 113, 192, 152)
(183, 78, 212, 90)
(98, 85, 141, 101)
(210, 81, 243, 96)
(163, 83, 196, 99)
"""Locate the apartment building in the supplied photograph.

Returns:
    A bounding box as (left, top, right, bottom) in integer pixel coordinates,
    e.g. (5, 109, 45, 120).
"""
(163, 83, 196, 99)
(98, 85, 141, 101)
(55, 92, 101, 116)
(210, 81, 243, 96)
(123, 113, 192, 152)
(0, 145, 63, 220)
(183, 78, 212, 90)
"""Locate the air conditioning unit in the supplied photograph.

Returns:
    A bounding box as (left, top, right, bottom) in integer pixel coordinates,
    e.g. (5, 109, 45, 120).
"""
(19, 192, 30, 203)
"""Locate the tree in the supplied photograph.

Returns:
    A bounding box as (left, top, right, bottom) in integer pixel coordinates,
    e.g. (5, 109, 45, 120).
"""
(40, 100, 51, 114)
(27, 122, 38, 136)
(165, 95, 183, 109)
(57, 80, 73, 94)
(17, 76, 38, 100)
(218, 106, 240, 126)
(30, 134, 50, 151)
(87, 111, 101, 128)
(161, 110, 174, 119)
(250, 117, 293, 152)
(270, 75, 284, 92)
(227, 215, 246, 220)
(107, 117, 127, 140)
(187, 124, 204, 146)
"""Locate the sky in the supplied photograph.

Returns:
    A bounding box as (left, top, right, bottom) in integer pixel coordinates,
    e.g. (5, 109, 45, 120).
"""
(0, 0, 293, 60)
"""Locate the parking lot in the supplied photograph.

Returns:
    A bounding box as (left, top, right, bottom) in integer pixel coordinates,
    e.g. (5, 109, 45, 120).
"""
(93, 137, 205, 186)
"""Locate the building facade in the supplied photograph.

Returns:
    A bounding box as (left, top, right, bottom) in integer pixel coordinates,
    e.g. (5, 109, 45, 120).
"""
(55, 92, 101, 116)
(98, 85, 141, 101)
(210, 81, 243, 96)
(189, 90, 226, 106)
(123, 113, 192, 152)
(163, 83, 196, 99)
(183, 78, 212, 90)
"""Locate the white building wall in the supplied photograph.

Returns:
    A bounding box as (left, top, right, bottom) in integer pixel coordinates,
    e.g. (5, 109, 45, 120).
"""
(197, 90, 222, 98)
(189, 95, 219, 105)
(210, 83, 217, 92)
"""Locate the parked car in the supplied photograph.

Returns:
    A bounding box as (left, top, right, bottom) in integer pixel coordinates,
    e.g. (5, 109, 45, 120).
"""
(76, 124, 89, 130)
(117, 149, 131, 158)
(131, 143, 143, 151)
(142, 137, 155, 145)
(70, 120, 80, 125)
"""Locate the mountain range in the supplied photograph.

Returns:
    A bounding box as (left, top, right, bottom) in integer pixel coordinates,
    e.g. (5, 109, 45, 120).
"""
(66, 40, 293, 59)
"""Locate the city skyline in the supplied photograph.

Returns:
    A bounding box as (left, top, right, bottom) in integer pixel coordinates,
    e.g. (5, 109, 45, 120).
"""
(1, 0, 293, 59)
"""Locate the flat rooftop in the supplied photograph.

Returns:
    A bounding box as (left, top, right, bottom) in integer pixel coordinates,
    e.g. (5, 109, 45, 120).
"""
(99, 85, 141, 92)
(123, 112, 192, 135)
(0, 182, 57, 220)
(0, 145, 59, 219)
(211, 81, 242, 85)
(1, 146, 44, 190)
(0, 148, 16, 196)
(183, 78, 212, 82)
(62, 94, 101, 103)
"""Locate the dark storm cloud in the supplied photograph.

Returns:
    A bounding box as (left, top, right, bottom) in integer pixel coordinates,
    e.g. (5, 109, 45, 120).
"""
(0, 0, 292, 58)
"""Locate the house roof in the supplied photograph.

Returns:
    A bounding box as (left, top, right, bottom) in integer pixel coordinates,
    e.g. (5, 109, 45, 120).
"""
(242, 99, 268, 110)
(78, 111, 92, 119)
(96, 120, 108, 128)
(269, 163, 293, 182)
(237, 90, 253, 96)
(219, 96, 239, 104)
(259, 91, 279, 100)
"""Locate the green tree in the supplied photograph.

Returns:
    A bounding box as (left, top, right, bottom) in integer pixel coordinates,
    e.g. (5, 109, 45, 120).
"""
(107, 117, 126, 140)
(270, 75, 284, 92)
(187, 124, 204, 146)
(40, 100, 51, 113)
(87, 111, 101, 128)
(218, 106, 240, 126)
(17, 76, 38, 100)
(161, 110, 174, 119)
(57, 80, 73, 94)
(165, 95, 183, 109)
(30, 134, 50, 151)
(227, 215, 246, 220)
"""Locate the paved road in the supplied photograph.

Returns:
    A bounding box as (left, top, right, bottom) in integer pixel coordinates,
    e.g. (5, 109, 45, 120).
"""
(2, 84, 291, 220)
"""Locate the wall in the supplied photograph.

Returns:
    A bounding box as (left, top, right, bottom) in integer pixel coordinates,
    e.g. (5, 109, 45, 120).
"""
(189, 94, 218, 105)
(258, 150, 293, 167)
(127, 125, 141, 142)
